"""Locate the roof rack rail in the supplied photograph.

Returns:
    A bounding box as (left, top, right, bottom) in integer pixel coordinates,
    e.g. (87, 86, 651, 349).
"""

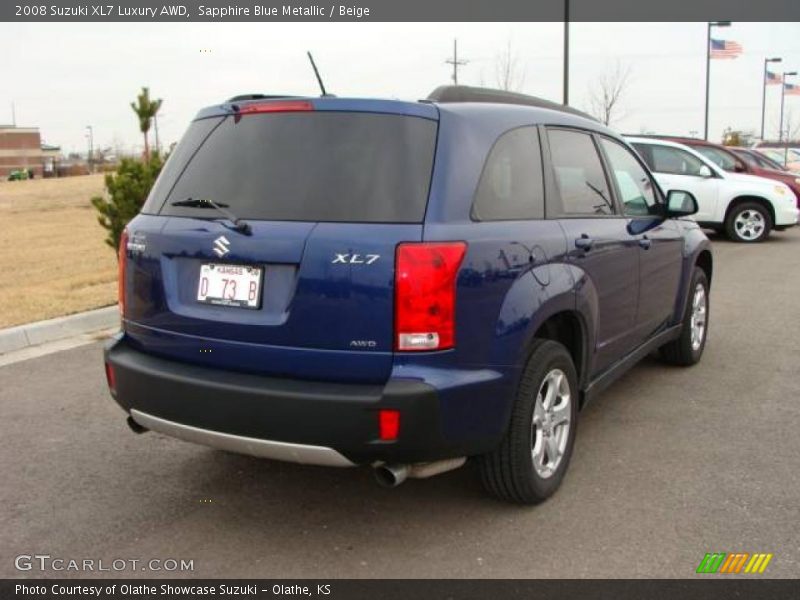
(426, 85, 597, 122)
(226, 94, 299, 102)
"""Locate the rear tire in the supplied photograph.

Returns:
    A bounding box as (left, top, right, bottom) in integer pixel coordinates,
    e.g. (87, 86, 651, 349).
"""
(660, 267, 709, 366)
(725, 202, 771, 243)
(479, 339, 578, 504)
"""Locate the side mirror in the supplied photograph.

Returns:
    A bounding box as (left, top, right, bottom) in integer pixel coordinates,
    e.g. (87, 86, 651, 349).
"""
(666, 190, 698, 217)
(698, 165, 713, 178)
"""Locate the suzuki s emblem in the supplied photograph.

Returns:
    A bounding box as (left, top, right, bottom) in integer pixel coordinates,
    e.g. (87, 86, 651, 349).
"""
(213, 235, 230, 257)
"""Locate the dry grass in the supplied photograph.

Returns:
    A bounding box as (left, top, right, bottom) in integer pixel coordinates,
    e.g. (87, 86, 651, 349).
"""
(0, 174, 117, 328)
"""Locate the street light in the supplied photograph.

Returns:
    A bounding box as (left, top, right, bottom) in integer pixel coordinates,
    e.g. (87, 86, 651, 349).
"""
(85, 125, 93, 173)
(761, 57, 782, 140)
(704, 21, 731, 140)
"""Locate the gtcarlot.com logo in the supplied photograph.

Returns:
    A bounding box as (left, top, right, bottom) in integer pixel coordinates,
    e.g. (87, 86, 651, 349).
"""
(15, 554, 194, 572)
(696, 552, 773, 574)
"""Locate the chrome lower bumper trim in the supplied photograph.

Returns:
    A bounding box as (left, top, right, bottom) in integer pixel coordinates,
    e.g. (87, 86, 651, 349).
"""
(129, 409, 356, 468)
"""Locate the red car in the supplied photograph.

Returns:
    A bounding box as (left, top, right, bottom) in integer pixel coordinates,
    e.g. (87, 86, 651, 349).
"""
(648, 136, 800, 208)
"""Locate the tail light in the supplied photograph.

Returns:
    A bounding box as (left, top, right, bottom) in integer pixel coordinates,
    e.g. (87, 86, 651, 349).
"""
(118, 229, 128, 317)
(104, 361, 116, 392)
(394, 242, 467, 351)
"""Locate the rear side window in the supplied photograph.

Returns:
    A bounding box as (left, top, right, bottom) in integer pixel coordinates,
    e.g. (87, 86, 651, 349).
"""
(472, 127, 545, 221)
(152, 112, 438, 223)
(633, 143, 708, 177)
(547, 129, 615, 216)
(693, 145, 739, 171)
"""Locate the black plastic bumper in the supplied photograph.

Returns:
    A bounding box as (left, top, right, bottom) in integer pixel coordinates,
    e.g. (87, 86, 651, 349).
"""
(104, 335, 473, 465)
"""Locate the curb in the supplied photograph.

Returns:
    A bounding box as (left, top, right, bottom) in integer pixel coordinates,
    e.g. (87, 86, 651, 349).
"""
(0, 306, 120, 355)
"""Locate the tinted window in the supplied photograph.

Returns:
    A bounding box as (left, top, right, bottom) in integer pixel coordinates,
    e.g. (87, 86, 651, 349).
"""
(601, 139, 659, 217)
(154, 112, 437, 223)
(472, 127, 544, 220)
(548, 129, 614, 216)
(634, 143, 708, 177)
(693, 145, 739, 171)
(142, 117, 222, 214)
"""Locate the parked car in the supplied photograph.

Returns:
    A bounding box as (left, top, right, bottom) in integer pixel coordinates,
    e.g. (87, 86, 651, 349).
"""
(730, 147, 800, 177)
(641, 136, 800, 209)
(628, 137, 799, 242)
(104, 86, 712, 504)
(754, 147, 800, 173)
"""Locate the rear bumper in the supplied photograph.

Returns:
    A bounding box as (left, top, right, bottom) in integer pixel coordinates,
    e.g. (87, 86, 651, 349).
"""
(105, 335, 500, 465)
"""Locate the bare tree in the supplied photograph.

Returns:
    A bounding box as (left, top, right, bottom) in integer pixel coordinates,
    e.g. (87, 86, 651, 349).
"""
(588, 62, 632, 126)
(494, 40, 526, 92)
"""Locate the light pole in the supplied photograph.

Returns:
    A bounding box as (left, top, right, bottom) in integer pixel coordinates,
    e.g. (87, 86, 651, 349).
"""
(563, 0, 570, 105)
(85, 125, 94, 173)
(761, 57, 782, 140)
(704, 21, 731, 140)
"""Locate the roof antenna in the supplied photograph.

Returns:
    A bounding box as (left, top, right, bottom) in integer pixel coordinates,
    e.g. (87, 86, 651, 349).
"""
(307, 51, 331, 97)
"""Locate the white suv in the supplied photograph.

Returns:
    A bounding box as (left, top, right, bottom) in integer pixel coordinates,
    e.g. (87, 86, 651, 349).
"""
(627, 137, 799, 242)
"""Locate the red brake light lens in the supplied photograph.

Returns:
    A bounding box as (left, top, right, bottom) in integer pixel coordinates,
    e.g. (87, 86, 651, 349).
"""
(394, 242, 467, 351)
(237, 100, 314, 114)
(378, 410, 401, 441)
(118, 229, 128, 317)
(105, 361, 116, 392)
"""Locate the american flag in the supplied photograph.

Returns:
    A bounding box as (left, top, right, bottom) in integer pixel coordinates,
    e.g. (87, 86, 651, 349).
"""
(710, 38, 743, 59)
(785, 83, 800, 96)
(766, 70, 783, 85)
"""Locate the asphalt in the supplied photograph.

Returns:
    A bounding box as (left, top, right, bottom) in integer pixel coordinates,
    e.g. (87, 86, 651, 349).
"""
(2, 228, 799, 579)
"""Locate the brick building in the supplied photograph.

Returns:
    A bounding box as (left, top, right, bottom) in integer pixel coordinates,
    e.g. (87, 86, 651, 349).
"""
(0, 126, 52, 178)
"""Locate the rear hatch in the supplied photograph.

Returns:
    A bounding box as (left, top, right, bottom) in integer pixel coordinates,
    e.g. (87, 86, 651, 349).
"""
(123, 98, 439, 383)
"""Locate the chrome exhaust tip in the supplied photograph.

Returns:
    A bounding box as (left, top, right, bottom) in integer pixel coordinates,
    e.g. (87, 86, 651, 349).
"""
(374, 464, 410, 488)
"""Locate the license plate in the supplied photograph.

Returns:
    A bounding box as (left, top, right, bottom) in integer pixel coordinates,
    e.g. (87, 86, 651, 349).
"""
(197, 263, 262, 309)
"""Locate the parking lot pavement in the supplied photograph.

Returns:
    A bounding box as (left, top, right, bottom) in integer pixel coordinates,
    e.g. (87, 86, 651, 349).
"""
(2, 229, 799, 579)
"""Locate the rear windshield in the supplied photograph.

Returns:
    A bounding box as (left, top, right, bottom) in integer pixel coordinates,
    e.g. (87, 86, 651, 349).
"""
(145, 111, 438, 223)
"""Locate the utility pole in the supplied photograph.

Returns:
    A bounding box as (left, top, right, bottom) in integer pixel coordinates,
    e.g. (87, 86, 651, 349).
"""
(762, 57, 782, 140)
(563, 0, 570, 105)
(704, 21, 731, 140)
(85, 125, 94, 173)
(445, 39, 468, 85)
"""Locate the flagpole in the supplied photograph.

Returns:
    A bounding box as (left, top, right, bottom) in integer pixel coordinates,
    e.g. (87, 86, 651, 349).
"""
(779, 72, 797, 142)
(762, 58, 782, 140)
(704, 21, 731, 141)
(704, 22, 711, 140)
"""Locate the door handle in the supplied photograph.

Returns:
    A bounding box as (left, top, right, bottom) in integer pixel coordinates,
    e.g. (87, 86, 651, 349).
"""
(638, 236, 652, 250)
(574, 235, 594, 251)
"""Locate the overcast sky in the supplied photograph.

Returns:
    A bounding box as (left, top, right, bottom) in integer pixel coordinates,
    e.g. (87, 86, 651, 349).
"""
(1, 21, 799, 154)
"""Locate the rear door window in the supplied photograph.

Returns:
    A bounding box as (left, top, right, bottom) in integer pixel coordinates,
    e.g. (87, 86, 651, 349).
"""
(547, 129, 615, 216)
(472, 127, 545, 220)
(152, 112, 438, 223)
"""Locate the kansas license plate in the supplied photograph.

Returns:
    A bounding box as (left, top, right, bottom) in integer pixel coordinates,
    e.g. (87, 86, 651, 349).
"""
(197, 263, 262, 309)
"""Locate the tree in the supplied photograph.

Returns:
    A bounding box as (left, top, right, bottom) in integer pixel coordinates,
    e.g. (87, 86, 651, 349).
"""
(494, 40, 526, 92)
(91, 153, 164, 252)
(130, 87, 163, 161)
(588, 62, 632, 126)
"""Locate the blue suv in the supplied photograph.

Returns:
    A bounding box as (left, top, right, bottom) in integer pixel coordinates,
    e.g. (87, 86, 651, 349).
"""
(104, 86, 712, 504)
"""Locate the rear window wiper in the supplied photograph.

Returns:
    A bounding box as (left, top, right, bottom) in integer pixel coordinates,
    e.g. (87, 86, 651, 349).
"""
(170, 197, 252, 235)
